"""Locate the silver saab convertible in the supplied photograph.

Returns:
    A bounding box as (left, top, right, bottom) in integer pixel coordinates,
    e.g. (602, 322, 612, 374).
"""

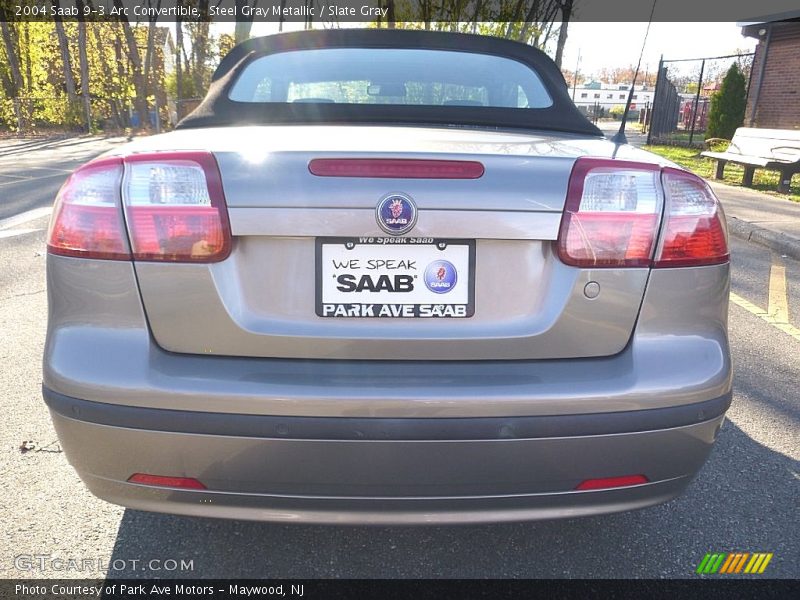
(43, 29, 731, 524)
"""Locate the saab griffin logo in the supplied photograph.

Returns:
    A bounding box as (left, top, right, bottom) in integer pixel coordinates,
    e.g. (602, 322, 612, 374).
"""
(696, 552, 774, 575)
(424, 260, 457, 293)
(377, 194, 417, 235)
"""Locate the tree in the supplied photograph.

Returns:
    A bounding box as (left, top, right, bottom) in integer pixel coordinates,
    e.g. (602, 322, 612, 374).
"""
(52, 1, 78, 108)
(234, 0, 257, 43)
(609, 104, 628, 119)
(176, 0, 184, 105)
(379, 0, 572, 53)
(0, 22, 23, 97)
(114, 0, 149, 128)
(598, 66, 657, 88)
(706, 63, 746, 140)
(77, 20, 92, 131)
(553, 0, 573, 68)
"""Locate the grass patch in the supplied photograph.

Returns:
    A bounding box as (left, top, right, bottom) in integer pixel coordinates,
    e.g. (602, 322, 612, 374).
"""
(643, 144, 800, 203)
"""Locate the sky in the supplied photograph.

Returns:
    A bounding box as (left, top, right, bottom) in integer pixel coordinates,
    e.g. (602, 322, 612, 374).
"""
(217, 21, 757, 79)
(559, 22, 756, 76)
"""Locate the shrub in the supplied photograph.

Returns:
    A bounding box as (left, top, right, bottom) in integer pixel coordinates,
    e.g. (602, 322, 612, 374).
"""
(706, 64, 746, 140)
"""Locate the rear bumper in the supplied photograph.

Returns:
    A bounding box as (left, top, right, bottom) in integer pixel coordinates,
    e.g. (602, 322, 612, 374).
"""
(43, 258, 733, 522)
(45, 387, 729, 524)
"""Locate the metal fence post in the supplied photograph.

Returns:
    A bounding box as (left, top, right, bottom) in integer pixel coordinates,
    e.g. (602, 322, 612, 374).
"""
(646, 56, 663, 146)
(688, 59, 705, 146)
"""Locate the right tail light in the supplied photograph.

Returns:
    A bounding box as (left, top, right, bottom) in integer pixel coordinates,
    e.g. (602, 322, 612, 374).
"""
(653, 167, 729, 268)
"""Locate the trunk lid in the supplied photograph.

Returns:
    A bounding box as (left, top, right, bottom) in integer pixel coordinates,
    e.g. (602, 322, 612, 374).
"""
(120, 125, 655, 360)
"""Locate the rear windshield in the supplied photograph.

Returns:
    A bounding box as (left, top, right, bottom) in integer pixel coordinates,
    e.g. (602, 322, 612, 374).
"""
(228, 48, 553, 109)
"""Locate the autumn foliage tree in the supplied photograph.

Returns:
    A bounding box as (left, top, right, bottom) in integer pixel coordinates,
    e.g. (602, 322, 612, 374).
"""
(1, 0, 576, 133)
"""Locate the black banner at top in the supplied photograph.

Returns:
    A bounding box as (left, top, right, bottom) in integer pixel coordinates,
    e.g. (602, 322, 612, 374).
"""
(1, 0, 799, 23)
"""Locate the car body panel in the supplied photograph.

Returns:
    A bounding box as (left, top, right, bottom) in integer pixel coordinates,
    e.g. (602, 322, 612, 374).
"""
(43, 256, 730, 417)
(101, 126, 677, 360)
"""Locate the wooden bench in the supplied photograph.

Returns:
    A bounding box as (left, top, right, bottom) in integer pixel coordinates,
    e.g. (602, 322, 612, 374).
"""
(701, 127, 800, 194)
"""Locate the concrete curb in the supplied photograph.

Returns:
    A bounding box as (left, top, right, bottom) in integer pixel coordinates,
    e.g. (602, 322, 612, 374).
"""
(727, 216, 800, 260)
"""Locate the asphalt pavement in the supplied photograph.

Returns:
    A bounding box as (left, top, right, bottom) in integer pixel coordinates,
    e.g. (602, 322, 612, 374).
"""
(0, 136, 797, 580)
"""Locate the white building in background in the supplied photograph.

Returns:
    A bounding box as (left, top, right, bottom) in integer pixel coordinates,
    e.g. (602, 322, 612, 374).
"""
(570, 81, 655, 113)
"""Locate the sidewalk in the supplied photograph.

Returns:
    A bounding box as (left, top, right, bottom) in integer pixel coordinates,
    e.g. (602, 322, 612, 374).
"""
(709, 182, 800, 260)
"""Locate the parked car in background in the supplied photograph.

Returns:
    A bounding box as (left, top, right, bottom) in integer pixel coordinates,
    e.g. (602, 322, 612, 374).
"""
(43, 29, 731, 524)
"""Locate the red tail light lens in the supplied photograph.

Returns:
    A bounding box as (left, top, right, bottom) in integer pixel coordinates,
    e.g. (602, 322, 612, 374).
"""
(48, 152, 232, 263)
(47, 158, 130, 260)
(557, 158, 662, 268)
(123, 152, 231, 263)
(654, 167, 729, 268)
(308, 158, 485, 179)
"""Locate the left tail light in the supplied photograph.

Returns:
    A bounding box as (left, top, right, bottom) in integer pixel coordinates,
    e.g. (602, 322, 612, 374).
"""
(47, 151, 232, 263)
(47, 157, 130, 260)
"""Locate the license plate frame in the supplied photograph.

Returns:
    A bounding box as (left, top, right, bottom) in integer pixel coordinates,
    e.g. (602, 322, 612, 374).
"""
(315, 237, 475, 318)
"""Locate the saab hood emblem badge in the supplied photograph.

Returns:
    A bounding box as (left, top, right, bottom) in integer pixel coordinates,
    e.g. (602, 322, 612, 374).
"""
(376, 193, 417, 235)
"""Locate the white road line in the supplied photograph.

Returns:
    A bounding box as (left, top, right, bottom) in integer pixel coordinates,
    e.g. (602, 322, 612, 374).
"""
(0, 171, 71, 187)
(0, 228, 42, 239)
(0, 167, 73, 176)
(0, 207, 53, 231)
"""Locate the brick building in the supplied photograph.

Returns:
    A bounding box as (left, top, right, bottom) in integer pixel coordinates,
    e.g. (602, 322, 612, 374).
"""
(741, 19, 800, 129)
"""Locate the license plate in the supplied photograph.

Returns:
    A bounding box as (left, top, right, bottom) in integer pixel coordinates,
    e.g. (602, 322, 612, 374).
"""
(316, 237, 475, 318)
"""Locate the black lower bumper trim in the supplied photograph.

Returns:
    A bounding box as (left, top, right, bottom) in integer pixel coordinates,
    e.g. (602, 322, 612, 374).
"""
(43, 386, 731, 441)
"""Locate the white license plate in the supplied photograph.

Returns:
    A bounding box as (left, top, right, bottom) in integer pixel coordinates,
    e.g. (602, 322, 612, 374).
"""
(316, 237, 475, 318)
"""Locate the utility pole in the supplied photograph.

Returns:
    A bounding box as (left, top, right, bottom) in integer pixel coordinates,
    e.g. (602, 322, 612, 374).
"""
(572, 49, 581, 101)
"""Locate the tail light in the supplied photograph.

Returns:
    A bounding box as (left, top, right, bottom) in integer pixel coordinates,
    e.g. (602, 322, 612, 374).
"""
(557, 158, 662, 268)
(47, 157, 130, 260)
(123, 152, 231, 262)
(654, 167, 729, 267)
(557, 158, 729, 268)
(47, 151, 231, 263)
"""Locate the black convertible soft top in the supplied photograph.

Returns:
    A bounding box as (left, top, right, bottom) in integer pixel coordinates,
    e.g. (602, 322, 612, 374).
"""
(178, 29, 602, 137)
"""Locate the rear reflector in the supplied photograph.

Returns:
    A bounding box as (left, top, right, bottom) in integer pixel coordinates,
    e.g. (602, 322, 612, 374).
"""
(654, 167, 729, 268)
(123, 152, 232, 263)
(575, 475, 649, 491)
(557, 158, 662, 268)
(127, 473, 207, 490)
(308, 158, 485, 179)
(47, 157, 130, 260)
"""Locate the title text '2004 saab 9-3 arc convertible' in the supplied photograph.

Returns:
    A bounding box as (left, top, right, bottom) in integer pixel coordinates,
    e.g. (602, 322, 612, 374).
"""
(43, 29, 731, 524)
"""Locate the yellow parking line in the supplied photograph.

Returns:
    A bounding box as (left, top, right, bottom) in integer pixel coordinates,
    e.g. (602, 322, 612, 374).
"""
(730, 293, 800, 342)
(729, 253, 799, 341)
(768, 261, 789, 323)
